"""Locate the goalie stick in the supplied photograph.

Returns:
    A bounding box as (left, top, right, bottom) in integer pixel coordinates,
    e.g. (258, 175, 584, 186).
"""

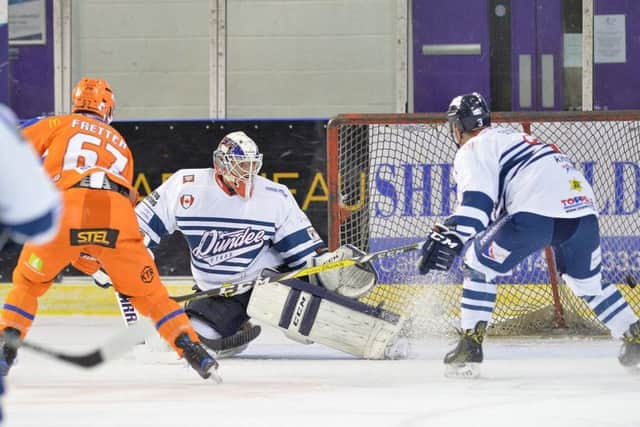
(5, 318, 156, 368)
(172, 242, 422, 303)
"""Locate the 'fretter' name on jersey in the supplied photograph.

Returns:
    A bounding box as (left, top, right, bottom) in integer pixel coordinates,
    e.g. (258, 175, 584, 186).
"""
(71, 119, 126, 149)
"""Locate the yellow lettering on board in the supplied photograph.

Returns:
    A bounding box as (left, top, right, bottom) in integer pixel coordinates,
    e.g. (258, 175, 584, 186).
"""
(302, 172, 328, 210)
(133, 173, 152, 200)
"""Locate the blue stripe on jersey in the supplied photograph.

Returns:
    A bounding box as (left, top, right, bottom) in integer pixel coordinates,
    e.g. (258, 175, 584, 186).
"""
(521, 148, 557, 171)
(19, 116, 45, 129)
(509, 145, 556, 180)
(283, 242, 324, 266)
(144, 214, 169, 239)
(592, 291, 623, 316)
(179, 225, 274, 236)
(273, 228, 315, 253)
(602, 302, 629, 324)
(460, 191, 494, 218)
(499, 141, 529, 162)
(447, 215, 486, 234)
(461, 303, 493, 313)
(498, 149, 536, 204)
(462, 288, 497, 303)
(155, 309, 185, 329)
(176, 216, 275, 228)
(3, 304, 35, 321)
(8, 208, 56, 240)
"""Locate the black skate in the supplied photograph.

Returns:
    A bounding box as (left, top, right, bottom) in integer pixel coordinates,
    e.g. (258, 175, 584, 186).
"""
(443, 321, 487, 378)
(175, 333, 222, 383)
(619, 320, 640, 371)
(0, 327, 21, 376)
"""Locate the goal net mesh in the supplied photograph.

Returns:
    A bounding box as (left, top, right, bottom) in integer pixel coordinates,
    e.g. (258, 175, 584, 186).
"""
(327, 111, 640, 337)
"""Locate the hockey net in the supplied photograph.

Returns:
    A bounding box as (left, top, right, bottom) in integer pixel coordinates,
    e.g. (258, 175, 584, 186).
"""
(326, 111, 640, 337)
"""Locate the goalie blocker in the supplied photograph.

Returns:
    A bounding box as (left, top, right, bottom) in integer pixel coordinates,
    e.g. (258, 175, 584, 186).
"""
(247, 269, 408, 360)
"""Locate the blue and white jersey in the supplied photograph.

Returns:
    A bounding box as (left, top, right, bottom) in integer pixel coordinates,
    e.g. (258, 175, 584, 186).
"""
(135, 168, 325, 292)
(448, 126, 597, 241)
(0, 106, 60, 246)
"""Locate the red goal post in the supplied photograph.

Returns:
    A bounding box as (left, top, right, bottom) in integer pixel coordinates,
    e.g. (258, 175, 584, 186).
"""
(326, 110, 640, 336)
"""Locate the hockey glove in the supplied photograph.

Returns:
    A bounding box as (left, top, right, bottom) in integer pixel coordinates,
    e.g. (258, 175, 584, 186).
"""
(72, 253, 113, 288)
(416, 224, 464, 274)
(92, 269, 113, 289)
(310, 244, 378, 299)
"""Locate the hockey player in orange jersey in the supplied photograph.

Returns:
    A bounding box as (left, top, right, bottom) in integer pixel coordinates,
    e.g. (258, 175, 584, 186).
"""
(0, 77, 220, 381)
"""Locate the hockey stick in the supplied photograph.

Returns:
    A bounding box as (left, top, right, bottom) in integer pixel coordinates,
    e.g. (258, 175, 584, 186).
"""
(115, 292, 140, 326)
(5, 318, 156, 368)
(172, 242, 422, 303)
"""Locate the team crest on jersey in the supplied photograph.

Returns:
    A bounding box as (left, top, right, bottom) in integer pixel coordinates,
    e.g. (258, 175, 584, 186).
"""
(180, 194, 195, 209)
(191, 227, 266, 267)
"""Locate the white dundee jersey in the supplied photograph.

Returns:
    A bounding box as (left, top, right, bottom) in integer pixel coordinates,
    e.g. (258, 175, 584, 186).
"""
(449, 126, 597, 239)
(135, 169, 325, 292)
(0, 106, 60, 245)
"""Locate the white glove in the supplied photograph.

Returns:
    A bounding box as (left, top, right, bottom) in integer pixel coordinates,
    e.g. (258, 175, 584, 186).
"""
(92, 269, 113, 288)
(310, 244, 378, 298)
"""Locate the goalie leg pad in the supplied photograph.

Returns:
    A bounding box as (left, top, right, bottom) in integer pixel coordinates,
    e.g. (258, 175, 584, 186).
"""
(247, 274, 405, 359)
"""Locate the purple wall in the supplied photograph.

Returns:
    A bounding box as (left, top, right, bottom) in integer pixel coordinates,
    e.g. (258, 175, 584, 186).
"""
(594, 0, 640, 109)
(9, 0, 54, 118)
(412, 0, 491, 112)
(0, 21, 7, 104)
(511, 0, 564, 110)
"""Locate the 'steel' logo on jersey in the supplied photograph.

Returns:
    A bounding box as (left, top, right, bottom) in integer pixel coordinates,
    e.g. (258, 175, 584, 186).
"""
(70, 228, 119, 248)
(180, 194, 194, 209)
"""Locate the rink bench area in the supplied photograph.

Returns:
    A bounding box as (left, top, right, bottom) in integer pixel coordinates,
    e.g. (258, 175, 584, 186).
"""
(0, 278, 194, 316)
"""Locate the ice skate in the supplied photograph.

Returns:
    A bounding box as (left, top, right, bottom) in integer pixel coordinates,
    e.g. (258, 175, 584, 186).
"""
(175, 333, 222, 383)
(0, 327, 21, 376)
(619, 320, 640, 372)
(443, 321, 486, 378)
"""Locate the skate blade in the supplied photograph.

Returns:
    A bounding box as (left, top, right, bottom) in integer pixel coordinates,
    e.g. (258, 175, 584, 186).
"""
(208, 369, 223, 384)
(444, 362, 481, 379)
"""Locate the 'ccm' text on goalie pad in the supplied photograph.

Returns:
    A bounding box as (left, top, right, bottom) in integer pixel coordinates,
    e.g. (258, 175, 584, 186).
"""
(247, 276, 405, 359)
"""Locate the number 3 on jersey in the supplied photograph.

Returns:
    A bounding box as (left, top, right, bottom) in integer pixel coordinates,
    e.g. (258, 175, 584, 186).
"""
(63, 132, 128, 174)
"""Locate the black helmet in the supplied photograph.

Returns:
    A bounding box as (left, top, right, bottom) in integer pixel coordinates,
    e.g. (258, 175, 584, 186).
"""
(447, 92, 491, 145)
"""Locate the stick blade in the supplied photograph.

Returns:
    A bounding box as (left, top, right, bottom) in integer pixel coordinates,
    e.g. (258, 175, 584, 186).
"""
(15, 318, 156, 368)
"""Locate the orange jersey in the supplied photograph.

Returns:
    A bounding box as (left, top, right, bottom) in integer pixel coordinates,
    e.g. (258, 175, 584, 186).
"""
(22, 114, 133, 191)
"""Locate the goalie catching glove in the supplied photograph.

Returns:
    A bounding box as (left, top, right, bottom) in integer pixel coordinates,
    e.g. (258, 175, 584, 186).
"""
(310, 244, 378, 298)
(417, 224, 464, 274)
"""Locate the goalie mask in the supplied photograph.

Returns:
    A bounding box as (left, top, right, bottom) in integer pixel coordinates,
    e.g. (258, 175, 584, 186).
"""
(71, 77, 115, 124)
(447, 92, 491, 147)
(213, 131, 263, 199)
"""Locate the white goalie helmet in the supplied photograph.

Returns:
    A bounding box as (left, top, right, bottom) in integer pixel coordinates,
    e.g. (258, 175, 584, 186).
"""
(213, 131, 263, 199)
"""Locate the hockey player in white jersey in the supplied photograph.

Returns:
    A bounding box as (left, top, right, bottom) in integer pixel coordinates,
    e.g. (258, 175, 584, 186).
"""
(0, 105, 60, 425)
(417, 93, 640, 377)
(133, 131, 404, 359)
(0, 107, 60, 251)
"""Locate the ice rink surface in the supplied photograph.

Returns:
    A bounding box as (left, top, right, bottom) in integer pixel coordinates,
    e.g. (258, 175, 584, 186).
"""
(4, 316, 639, 427)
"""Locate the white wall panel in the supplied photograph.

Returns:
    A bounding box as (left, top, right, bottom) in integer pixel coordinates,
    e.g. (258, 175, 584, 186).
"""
(71, 0, 209, 119)
(227, 0, 400, 117)
(70, 0, 402, 119)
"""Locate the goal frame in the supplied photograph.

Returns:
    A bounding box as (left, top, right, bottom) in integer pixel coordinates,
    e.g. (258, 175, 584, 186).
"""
(326, 110, 640, 330)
